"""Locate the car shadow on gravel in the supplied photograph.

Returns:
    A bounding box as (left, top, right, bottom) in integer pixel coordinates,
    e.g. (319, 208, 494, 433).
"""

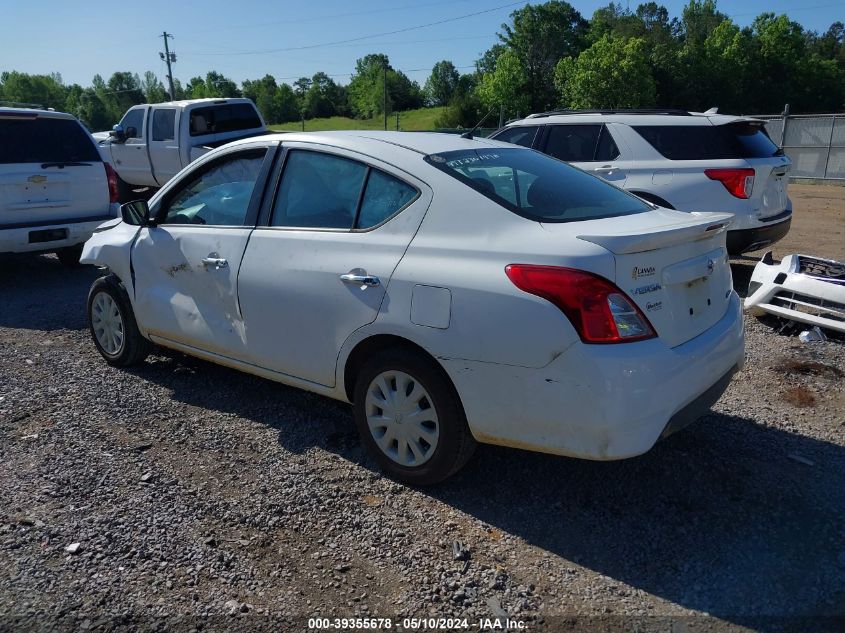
(0, 254, 99, 331)
(128, 347, 844, 625)
(432, 416, 845, 625)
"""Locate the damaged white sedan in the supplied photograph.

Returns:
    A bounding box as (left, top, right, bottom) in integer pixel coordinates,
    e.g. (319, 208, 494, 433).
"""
(81, 132, 745, 484)
(745, 252, 845, 334)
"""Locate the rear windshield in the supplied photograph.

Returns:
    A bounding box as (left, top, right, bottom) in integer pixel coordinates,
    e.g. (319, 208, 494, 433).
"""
(633, 122, 781, 160)
(189, 104, 262, 136)
(425, 148, 649, 223)
(0, 116, 101, 164)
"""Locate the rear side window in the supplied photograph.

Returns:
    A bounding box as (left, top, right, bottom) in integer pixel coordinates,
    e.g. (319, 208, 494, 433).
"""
(426, 148, 649, 223)
(491, 126, 538, 148)
(273, 151, 367, 229)
(545, 125, 601, 162)
(152, 109, 176, 141)
(0, 116, 101, 164)
(633, 123, 780, 159)
(357, 170, 418, 229)
(189, 104, 262, 136)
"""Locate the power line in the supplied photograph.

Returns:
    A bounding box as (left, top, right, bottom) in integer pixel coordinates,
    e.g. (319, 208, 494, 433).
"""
(182, 1, 525, 56)
(187, 0, 485, 35)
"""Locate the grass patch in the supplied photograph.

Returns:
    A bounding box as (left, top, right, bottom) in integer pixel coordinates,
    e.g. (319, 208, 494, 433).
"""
(268, 106, 448, 132)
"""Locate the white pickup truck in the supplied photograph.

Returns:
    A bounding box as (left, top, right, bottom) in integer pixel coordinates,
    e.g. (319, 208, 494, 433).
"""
(93, 98, 268, 200)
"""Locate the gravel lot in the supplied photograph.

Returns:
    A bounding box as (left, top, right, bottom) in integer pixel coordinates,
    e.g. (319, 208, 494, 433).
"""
(1, 186, 843, 632)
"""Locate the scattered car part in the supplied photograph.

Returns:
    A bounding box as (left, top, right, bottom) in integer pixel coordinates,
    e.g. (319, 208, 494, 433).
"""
(745, 252, 845, 334)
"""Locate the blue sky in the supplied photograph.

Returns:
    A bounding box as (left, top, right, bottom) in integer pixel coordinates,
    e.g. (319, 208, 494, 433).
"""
(1, 0, 842, 88)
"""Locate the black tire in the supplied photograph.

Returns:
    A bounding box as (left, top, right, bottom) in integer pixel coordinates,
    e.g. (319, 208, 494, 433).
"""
(87, 275, 151, 367)
(352, 348, 476, 485)
(55, 244, 84, 267)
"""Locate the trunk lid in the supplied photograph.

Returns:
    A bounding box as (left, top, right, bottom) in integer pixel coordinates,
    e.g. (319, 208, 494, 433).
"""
(548, 208, 734, 348)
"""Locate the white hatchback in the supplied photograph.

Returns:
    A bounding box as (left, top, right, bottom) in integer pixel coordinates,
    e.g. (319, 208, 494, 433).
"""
(490, 109, 792, 255)
(82, 132, 744, 484)
(0, 107, 119, 265)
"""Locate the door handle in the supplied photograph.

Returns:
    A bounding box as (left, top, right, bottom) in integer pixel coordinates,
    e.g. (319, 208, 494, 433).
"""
(595, 165, 616, 172)
(340, 272, 380, 288)
(202, 256, 228, 270)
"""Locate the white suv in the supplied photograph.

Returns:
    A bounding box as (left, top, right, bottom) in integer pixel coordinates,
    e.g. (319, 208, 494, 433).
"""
(490, 109, 792, 255)
(0, 107, 119, 266)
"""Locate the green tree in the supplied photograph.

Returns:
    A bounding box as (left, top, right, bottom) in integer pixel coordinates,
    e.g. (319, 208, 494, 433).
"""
(0, 71, 66, 109)
(347, 54, 422, 118)
(434, 74, 484, 128)
(497, 1, 589, 111)
(477, 49, 531, 117)
(203, 71, 241, 98)
(303, 72, 346, 118)
(555, 35, 656, 108)
(140, 71, 168, 103)
(424, 60, 460, 107)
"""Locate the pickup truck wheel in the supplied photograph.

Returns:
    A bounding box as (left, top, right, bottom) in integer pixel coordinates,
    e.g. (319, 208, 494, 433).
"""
(87, 276, 150, 367)
(353, 348, 476, 485)
(55, 244, 84, 267)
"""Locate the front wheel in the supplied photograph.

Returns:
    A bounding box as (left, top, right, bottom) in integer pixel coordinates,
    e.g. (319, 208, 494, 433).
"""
(87, 276, 150, 367)
(353, 348, 476, 485)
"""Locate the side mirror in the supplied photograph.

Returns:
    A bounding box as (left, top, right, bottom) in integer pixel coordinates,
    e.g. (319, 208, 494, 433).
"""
(109, 124, 126, 143)
(120, 199, 153, 226)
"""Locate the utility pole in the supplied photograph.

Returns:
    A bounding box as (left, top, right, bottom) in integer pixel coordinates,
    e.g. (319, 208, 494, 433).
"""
(159, 32, 177, 101)
(383, 59, 388, 131)
(396, 112, 400, 131)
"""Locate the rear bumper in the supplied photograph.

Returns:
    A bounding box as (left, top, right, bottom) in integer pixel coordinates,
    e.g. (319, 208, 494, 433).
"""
(0, 211, 118, 254)
(726, 210, 792, 255)
(443, 293, 745, 460)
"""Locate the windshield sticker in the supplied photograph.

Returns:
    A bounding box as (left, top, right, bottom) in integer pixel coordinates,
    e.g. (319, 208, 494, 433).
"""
(632, 283, 662, 295)
(446, 153, 501, 168)
(429, 154, 446, 163)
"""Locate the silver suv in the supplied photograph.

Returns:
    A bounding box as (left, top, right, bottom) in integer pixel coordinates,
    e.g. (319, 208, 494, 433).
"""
(490, 109, 792, 255)
(0, 107, 119, 266)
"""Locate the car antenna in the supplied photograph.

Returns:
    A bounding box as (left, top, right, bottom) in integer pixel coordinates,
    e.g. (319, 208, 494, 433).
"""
(460, 108, 496, 140)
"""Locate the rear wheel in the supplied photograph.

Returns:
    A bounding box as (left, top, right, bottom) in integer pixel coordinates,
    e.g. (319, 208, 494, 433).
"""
(87, 276, 150, 367)
(353, 348, 476, 485)
(55, 244, 84, 267)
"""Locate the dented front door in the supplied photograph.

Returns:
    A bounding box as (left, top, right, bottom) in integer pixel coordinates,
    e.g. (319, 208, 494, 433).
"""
(131, 226, 251, 357)
(129, 146, 271, 358)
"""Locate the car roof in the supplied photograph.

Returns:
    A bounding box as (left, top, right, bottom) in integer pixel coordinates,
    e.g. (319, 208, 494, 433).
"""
(0, 107, 77, 120)
(505, 111, 763, 127)
(226, 130, 514, 156)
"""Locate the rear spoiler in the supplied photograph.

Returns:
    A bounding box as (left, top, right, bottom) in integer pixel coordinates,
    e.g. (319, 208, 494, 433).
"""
(577, 212, 734, 255)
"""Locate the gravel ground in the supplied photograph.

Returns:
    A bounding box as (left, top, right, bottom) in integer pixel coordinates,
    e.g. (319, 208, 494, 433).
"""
(1, 187, 843, 632)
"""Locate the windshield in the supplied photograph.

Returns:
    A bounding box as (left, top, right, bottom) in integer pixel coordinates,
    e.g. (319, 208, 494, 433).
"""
(425, 148, 650, 223)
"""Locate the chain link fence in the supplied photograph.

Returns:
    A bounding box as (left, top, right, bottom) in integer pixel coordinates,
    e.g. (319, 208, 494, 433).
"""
(756, 113, 845, 181)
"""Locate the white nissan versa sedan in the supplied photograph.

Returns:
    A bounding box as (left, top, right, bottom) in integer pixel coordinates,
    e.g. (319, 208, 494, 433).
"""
(81, 131, 745, 484)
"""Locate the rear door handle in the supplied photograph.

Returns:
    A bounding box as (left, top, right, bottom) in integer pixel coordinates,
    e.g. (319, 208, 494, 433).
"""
(340, 272, 380, 288)
(202, 256, 228, 270)
(595, 165, 616, 172)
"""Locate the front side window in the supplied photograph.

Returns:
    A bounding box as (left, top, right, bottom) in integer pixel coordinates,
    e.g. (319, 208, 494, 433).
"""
(152, 109, 176, 141)
(159, 150, 266, 226)
(426, 148, 649, 223)
(120, 109, 144, 138)
(544, 124, 601, 162)
(491, 126, 539, 148)
(272, 151, 367, 229)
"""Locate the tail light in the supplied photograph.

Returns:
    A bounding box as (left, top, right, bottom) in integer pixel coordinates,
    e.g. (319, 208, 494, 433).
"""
(104, 163, 120, 204)
(705, 168, 755, 199)
(505, 265, 656, 344)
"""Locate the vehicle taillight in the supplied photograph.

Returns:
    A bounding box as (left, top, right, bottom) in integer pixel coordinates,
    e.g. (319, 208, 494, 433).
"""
(705, 168, 755, 199)
(505, 265, 656, 344)
(104, 163, 120, 204)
